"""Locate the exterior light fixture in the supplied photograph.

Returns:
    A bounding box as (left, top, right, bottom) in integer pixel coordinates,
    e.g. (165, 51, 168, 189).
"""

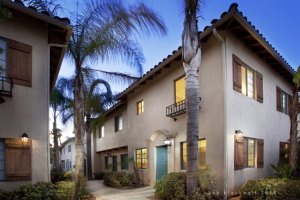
(21, 133, 29, 143)
(235, 130, 243, 135)
(164, 138, 172, 146)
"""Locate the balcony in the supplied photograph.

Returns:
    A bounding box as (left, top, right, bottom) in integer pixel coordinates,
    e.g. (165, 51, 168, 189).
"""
(0, 76, 13, 103)
(166, 100, 186, 120)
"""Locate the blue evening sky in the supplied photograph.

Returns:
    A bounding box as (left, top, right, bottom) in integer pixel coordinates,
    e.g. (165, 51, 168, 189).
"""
(54, 0, 300, 139)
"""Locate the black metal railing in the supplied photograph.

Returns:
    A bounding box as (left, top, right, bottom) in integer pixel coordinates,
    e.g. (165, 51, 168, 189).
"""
(166, 100, 186, 120)
(0, 76, 13, 97)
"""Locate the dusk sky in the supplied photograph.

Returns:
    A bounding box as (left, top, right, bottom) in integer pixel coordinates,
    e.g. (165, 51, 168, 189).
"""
(54, 0, 300, 140)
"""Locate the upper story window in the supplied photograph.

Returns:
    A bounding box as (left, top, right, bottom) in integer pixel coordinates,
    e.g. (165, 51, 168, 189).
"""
(181, 139, 206, 170)
(276, 86, 289, 114)
(68, 144, 71, 152)
(99, 125, 105, 138)
(115, 114, 123, 132)
(175, 76, 185, 103)
(137, 100, 144, 115)
(0, 38, 7, 77)
(0, 37, 32, 87)
(233, 55, 263, 103)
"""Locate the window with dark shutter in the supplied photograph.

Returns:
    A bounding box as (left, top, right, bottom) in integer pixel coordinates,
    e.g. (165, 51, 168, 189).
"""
(5, 138, 32, 181)
(234, 136, 245, 170)
(256, 72, 263, 103)
(233, 56, 242, 93)
(7, 39, 32, 87)
(276, 86, 281, 111)
(256, 139, 264, 168)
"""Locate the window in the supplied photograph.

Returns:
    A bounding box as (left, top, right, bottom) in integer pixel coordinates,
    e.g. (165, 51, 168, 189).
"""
(121, 154, 128, 170)
(0, 38, 7, 77)
(233, 55, 263, 102)
(0, 139, 4, 181)
(136, 148, 147, 169)
(137, 100, 144, 114)
(175, 76, 185, 103)
(68, 144, 71, 152)
(112, 156, 117, 171)
(104, 156, 109, 170)
(279, 142, 289, 162)
(234, 136, 264, 170)
(99, 125, 104, 138)
(276, 86, 289, 114)
(115, 114, 123, 132)
(181, 139, 206, 170)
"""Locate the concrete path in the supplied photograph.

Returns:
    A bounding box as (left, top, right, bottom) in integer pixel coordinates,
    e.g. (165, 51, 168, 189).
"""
(87, 180, 156, 200)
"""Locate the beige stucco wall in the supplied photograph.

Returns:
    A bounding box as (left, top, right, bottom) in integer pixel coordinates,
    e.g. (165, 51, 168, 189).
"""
(94, 35, 225, 189)
(0, 15, 49, 190)
(224, 32, 292, 194)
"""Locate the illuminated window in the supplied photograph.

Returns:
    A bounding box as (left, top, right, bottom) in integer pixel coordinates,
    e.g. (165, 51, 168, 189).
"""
(99, 125, 104, 138)
(135, 148, 147, 169)
(137, 100, 144, 114)
(181, 139, 206, 170)
(115, 114, 123, 132)
(247, 139, 255, 167)
(175, 76, 185, 103)
(241, 66, 254, 98)
(279, 142, 289, 162)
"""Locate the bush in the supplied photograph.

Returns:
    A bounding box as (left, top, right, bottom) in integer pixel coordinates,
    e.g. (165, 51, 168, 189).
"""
(51, 169, 65, 183)
(56, 181, 75, 200)
(94, 172, 105, 180)
(270, 163, 292, 178)
(64, 170, 74, 181)
(240, 178, 300, 200)
(0, 189, 11, 200)
(155, 172, 186, 200)
(103, 171, 135, 188)
(77, 176, 90, 200)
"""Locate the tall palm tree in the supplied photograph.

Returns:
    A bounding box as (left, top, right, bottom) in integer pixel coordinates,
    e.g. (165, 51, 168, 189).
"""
(50, 78, 72, 170)
(289, 67, 300, 176)
(67, 2, 166, 198)
(21, 0, 61, 16)
(182, 0, 201, 198)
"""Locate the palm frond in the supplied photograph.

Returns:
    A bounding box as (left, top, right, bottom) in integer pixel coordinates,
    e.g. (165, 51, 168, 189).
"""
(22, 0, 62, 16)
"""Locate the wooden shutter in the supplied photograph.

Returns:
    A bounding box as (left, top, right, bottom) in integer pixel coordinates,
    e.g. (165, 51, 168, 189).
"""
(234, 136, 244, 170)
(7, 39, 32, 87)
(233, 56, 242, 93)
(256, 139, 264, 168)
(276, 86, 281, 111)
(5, 139, 32, 181)
(256, 71, 263, 103)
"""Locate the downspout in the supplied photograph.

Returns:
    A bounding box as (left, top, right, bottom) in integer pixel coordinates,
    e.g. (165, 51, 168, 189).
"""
(213, 28, 228, 199)
(47, 43, 67, 181)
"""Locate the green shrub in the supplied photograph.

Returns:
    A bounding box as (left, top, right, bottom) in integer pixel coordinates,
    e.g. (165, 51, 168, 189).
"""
(94, 172, 105, 180)
(10, 182, 58, 200)
(0, 189, 11, 200)
(64, 170, 74, 181)
(270, 163, 293, 178)
(103, 171, 135, 188)
(77, 177, 90, 200)
(56, 181, 75, 200)
(51, 169, 65, 183)
(240, 178, 300, 200)
(155, 172, 186, 200)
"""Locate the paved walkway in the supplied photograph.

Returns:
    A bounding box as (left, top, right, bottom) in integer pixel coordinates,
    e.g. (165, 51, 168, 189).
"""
(87, 180, 156, 200)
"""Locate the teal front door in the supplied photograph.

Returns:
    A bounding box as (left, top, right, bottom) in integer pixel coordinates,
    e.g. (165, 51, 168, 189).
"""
(156, 145, 168, 181)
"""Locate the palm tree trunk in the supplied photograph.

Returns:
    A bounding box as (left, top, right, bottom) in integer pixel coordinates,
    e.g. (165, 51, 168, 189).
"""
(289, 88, 298, 177)
(182, 2, 201, 198)
(73, 66, 85, 200)
(52, 120, 60, 170)
(85, 115, 93, 179)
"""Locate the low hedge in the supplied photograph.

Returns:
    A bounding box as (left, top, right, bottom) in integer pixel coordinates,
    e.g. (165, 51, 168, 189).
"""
(240, 178, 300, 200)
(103, 171, 135, 188)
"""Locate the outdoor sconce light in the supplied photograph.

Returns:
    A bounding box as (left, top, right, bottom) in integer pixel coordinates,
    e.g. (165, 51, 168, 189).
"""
(21, 133, 29, 143)
(164, 138, 172, 146)
(235, 130, 243, 136)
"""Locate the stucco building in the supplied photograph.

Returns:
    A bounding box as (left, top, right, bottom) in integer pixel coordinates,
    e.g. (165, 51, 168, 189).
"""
(92, 3, 293, 197)
(0, 0, 71, 190)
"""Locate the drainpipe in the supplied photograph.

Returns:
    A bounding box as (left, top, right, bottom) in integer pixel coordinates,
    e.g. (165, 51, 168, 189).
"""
(213, 28, 228, 200)
(47, 43, 67, 181)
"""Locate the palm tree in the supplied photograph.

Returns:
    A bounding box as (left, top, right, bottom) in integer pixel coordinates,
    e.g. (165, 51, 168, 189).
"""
(50, 78, 71, 170)
(21, 0, 61, 16)
(0, 0, 11, 21)
(182, 0, 201, 198)
(66, 1, 166, 198)
(289, 67, 300, 176)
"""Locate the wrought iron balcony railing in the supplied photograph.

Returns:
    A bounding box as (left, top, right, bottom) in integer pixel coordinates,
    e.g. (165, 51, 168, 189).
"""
(166, 100, 186, 120)
(0, 76, 13, 97)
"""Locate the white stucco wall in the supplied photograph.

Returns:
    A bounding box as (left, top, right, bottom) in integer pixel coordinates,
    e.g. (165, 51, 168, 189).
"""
(60, 139, 76, 171)
(0, 15, 49, 190)
(224, 32, 292, 194)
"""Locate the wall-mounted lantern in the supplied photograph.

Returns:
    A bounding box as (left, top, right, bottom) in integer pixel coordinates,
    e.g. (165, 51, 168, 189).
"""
(21, 133, 29, 143)
(164, 138, 172, 146)
(235, 130, 243, 136)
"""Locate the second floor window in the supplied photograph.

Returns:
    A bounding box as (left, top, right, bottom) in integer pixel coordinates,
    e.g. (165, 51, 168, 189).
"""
(175, 76, 185, 103)
(137, 100, 144, 115)
(115, 114, 123, 132)
(241, 66, 254, 98)
(0, 38, 7, 77)
(68, 144, 71, 152)
(276, 86, 289, 114)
